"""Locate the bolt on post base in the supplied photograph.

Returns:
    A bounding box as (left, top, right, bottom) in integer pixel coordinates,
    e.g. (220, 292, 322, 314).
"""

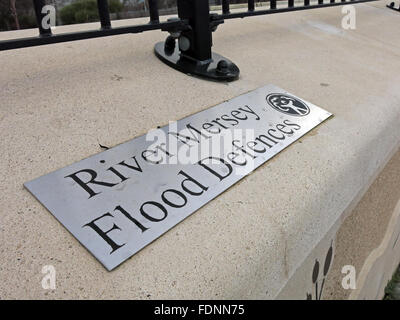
(154, 40, 240, 82)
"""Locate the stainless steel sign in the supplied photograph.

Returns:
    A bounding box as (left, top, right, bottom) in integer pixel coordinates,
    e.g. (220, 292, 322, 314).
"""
(25, 85, 332, 270)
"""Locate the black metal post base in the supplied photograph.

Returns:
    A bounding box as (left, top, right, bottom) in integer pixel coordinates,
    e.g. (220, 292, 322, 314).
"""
(387, 2, 400, 11)
(154, 41, 240, 82)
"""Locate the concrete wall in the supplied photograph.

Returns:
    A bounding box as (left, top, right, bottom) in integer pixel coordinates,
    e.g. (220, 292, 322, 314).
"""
(277, 149, 400, 299)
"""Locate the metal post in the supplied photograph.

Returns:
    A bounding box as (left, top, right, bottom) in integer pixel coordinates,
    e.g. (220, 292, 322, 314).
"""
(270, 0, 277, 9)
(288, 0, 294, 7)
(148, 0, 160, 23)
(33, 0, 52, 36)
(154, 0, 239, 81)
(97, 0, 112, 29)
(222, 0, 230, 14)
(248, 0, 255, 11)
(177, 0, 212, 61)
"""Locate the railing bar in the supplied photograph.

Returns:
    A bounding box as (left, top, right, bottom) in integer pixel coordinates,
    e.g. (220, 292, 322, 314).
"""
(270, 0, 277, 9)
(288, 0, 294, 7)
(0, 19, 187, 51)
(97, 0, 111, 29)
(33, 0, 52, 36)
(304, 0, 310, 6)
(318, 0, 324, 4)
(221, 0, 377, 19)
(148, 0, 160, 23)
(222, 0, 230, 14)
(248, 0, 255, 11)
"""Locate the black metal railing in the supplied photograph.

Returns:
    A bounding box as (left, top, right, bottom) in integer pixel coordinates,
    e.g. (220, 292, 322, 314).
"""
(0, 0, 187, 51)
(0, 0, 378, 81)
(218, 0, 374, 19)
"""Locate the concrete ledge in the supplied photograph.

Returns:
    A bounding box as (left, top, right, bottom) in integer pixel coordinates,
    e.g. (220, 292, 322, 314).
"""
(1, 1, 399, 299)
(278, 148, 400, 299)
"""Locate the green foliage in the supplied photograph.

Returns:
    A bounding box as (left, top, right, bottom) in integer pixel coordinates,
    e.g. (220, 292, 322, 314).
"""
(384, 265, 400, 300)
(17, 14, 37, 29)
(60, 0, 123, 25)
(0, 0, 37, 31)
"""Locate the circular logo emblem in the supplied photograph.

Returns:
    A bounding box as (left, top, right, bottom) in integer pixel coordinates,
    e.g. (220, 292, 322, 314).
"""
(266, 93, 310, 116)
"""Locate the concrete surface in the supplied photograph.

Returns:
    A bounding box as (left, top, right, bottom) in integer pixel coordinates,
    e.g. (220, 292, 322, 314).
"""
(327, 149, 400, 300)
(1, 1, 400, 299)
(277, 149, 400, 299)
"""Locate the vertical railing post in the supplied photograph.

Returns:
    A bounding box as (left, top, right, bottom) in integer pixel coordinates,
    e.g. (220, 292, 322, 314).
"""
(222, 0, 230, 14)
(177, 0, 212, 61)
(248, 0, 255, 11)
(97, 0, 112, 29)
(148, 0, 160, 23)
(33, 0, 52, 36)
(270, 0, 277, 9)
(154, 0, 239, 81)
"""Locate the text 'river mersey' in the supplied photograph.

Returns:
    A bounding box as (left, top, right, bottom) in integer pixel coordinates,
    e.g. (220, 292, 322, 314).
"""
(25, 85, 332, 270)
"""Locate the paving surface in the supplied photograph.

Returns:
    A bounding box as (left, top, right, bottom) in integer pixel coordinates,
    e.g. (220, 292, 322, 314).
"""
(0, 1, 400, 299)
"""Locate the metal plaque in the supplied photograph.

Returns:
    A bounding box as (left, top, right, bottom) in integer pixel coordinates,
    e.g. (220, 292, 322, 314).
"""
(25, 85, 332, 270)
